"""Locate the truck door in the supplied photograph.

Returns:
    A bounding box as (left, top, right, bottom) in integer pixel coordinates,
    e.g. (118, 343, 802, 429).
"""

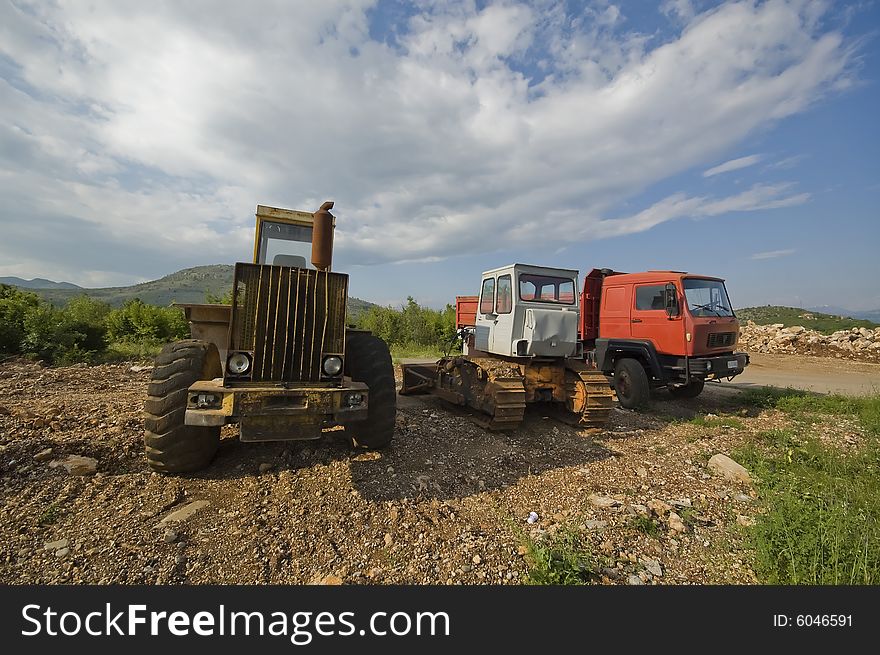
(490, 273, 514, 355)
(630, 282, 684, 355)
(474, 276, 495, 353)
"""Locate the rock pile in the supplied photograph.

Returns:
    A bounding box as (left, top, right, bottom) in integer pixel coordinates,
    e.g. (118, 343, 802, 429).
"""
(738, 322, 880, 362)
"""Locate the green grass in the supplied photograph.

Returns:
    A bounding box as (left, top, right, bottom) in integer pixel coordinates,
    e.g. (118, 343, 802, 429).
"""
(731, 393, 880, 584)
(100, 341, 163, 363)
(389, 344, 444, 363)
(522, 527, 594, 585)
(630, 515, 660, 537)
(736, 305, 878, 334)
(689, 415, 745, 429)
(38, 502, 65, 526)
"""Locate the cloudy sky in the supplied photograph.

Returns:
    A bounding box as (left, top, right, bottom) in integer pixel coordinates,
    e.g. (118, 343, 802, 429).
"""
(2, 0, 878, 310)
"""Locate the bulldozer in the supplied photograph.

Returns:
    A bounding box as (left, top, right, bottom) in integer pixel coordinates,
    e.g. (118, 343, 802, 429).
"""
(143, 202, 397, 473)
(399, 263, 616, 429)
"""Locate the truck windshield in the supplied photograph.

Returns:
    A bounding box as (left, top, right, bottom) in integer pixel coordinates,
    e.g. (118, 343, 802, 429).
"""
(683, 278, 734, 317)
(257, 220, 314, 268)
(518, 274, 576, 305)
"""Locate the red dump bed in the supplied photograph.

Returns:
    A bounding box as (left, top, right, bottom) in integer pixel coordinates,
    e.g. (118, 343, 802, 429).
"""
(456, 295, 478, 329)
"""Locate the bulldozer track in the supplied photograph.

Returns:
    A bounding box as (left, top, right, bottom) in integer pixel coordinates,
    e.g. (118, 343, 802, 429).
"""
(564, 368, 617, 428)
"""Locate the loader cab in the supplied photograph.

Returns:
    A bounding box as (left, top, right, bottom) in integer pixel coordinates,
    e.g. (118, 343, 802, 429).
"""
(253, 205, 335, 268)
(475, 264, 580, 358)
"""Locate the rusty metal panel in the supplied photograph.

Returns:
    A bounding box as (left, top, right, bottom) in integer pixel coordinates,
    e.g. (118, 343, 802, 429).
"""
(228, 263, 347, 384)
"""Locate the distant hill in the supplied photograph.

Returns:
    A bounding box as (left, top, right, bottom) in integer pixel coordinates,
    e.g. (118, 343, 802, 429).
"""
(0, 276, 81, 290)
(736, 305, 879, 334)
(7, 264, 378, 319)
(808, 305, 880, 323)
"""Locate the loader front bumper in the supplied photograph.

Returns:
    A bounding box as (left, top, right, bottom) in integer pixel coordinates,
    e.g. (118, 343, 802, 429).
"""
(183, 378, 369, 442)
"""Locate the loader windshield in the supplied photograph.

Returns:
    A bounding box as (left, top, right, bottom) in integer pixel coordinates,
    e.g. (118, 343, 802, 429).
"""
(256, 219, 314, 268)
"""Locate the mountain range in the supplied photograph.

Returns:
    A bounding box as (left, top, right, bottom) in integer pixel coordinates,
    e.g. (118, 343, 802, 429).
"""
(1, 265, 378, 318)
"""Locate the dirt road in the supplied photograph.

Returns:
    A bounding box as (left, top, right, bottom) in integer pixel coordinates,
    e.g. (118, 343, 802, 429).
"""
(727, 353, 880, 395)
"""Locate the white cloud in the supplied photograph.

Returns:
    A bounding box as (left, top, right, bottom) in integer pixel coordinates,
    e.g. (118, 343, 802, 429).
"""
(751, 248, 797, 260)
(0, 0, 857, 283)
(703, 154, 764, 177)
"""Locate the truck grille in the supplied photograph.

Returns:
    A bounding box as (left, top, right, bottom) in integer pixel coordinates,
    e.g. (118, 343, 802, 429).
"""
(707, 332, 736, 348)
(229, 263, 347, 384)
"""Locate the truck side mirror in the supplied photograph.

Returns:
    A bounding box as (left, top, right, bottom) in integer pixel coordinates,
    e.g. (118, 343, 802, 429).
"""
(665, 283, 679, 318)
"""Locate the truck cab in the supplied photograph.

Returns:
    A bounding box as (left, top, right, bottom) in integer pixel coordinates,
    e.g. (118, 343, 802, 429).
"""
(582, 269, 749, 408)
(470, 264, 581, 359)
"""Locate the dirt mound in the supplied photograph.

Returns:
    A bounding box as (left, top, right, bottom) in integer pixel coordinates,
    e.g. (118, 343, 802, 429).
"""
(739, 322, 880, 362)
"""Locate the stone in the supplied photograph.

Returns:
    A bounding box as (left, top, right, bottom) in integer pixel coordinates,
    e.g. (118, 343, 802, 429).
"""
(129, 365, 153, 373)
(311, 574, 343, 585)
(647, 499, 673, 517)
(258, 462, 272, 473)
(642, 558, 663, 577)
(584, 520, 608, 530)
(384, 533, 393, 547)
(668, 512, 686, 533)
(34, 448, 54, 462)
(588, 494, 621, 509)
(55, 548, 70, 558)
(708, 454, 752, 484)
(44, 538, 69, 551)
(627, 504, 650, 518)
(472, 554, 482, 565)
(163, 529, 178, 543)
(158, 500, 211, 525)
(736, 515, 756, 527)
(626, 574, 644, 585)
(60, 455, 98, 476)
(635, 466, 648, 478)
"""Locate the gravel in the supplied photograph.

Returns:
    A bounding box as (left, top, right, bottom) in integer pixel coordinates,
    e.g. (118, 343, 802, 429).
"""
(0, 356, 854, 585)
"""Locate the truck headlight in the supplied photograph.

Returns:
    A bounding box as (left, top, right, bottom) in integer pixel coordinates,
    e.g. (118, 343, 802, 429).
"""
(227, 352, 251, 375)
(322, 355, 343, 376)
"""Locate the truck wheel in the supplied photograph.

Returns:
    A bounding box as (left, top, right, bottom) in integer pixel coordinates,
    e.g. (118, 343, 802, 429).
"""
(670, 377, 705, 399)
(344, 333, 396, 449)
(144, 340, 220, 473)
(613, 358, 650, 409)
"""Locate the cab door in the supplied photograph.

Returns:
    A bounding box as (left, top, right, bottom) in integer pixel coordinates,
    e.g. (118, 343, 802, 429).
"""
(490, 273, 514, 355)
(474, 276, 495, 353)
(630, 282, 684, 355)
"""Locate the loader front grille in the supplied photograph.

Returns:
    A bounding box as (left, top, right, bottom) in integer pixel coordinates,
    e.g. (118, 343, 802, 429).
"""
(228, 263, 347, 384)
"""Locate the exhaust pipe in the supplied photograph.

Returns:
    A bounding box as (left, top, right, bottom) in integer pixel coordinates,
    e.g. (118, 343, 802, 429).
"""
(311, 201, 334, 271)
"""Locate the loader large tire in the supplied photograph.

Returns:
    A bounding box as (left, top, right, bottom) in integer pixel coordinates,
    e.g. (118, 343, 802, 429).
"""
(144, 340, 220, 473)
(344, 333, 396, 449)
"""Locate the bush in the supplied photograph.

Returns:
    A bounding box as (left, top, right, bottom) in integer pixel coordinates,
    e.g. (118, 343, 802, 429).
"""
(105, 299, 189, 343)
(355, 297, 456, 350)
(0, 284, 40, 354)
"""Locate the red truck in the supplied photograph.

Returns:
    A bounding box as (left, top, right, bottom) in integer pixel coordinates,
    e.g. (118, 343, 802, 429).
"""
(454, 267, 749, 410)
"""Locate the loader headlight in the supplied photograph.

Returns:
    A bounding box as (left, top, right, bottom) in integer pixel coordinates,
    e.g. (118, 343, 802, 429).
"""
(322, 355, 343, 376)
(227, 352, 251, 375)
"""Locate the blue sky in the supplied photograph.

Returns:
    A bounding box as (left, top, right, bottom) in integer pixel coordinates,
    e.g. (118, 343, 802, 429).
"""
(1, 1, 878, 311)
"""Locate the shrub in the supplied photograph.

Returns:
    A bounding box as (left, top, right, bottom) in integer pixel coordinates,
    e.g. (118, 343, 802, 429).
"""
(105, 299, 189, 343)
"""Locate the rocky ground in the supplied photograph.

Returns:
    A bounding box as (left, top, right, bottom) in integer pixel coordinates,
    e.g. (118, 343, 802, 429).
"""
(0, 358, 867, 585)
(739, 322, 880, 362)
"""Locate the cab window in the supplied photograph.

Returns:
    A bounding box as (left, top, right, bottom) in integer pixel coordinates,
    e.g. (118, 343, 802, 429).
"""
(480, 278, 496, 314)
(496, 275, 512, 314)
(518, 274, 575, 305)
(635, 285, 667, 311)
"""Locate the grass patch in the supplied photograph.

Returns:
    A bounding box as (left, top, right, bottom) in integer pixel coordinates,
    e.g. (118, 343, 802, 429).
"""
(522, 527, 594, 585)
(630, 515, 660, 537)
(731, 393, 880, 584)
(389, 344, 443, 363)
(689, 415, 745, 430)
(100, 341, 163, 363)
(38, 502, 65, 526)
